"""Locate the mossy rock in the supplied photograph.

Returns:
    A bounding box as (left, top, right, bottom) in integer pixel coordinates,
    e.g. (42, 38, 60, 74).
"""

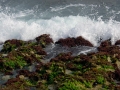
(36, 34, 53, 47)
(1, 39, 25, 53)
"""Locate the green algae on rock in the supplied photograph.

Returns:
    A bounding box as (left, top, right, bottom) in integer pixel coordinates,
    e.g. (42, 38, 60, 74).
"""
(1, 39, 26, 53)
(1, 35, 120, 90)
(36, 34, 53, 48)
(0, 34, 52, 72)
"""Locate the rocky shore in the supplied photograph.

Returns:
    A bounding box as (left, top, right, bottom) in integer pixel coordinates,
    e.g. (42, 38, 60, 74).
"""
(0, 34, 120, 90)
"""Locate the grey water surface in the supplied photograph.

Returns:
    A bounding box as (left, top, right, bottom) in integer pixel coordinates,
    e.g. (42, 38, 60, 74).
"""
(0, 0, 119, 20)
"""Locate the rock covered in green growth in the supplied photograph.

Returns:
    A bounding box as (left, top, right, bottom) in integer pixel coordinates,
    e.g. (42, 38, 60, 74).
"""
(2, 62, 66, 89)
(2, 78, 29, 90)
(36, 81, 48, 90)
(47, 62, 65, 84)
(0, 41, 47, 72)
(1, 50, 120, 90)
(16, 45, 47, 64)
(36, 34, 53, 47)
(1, 70, 42, 89)
(1, 77, 38, 90)
(17, 43, 47, 56)
(0, 55, 27, 72)
(0, 34, 53, 54)
(1, 77, 48, 90)
(35, 62, 66, 84)
(50, 51, 120, 89)
(1, 36, 120, 90)
(1, 39, 25, 53)
(58, 79, 86, 90)
(50, 52, 73, 62)
(4, 56, 27, 69)
(96, 75, 105, 84)
(32, 45, 47, 55)
(97, 40, 120, 57)
(18, 70, 39, 79)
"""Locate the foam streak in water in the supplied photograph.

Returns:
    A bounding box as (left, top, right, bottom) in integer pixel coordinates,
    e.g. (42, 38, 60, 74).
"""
(50, 3, 87, 12)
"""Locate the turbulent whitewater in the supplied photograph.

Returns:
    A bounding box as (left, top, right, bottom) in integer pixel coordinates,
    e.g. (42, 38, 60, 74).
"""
(0, 0, 120, 46)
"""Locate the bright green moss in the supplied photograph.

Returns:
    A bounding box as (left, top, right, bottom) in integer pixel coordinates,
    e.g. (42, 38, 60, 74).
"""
(4, 56, 27, 69)
(83, 80, 92, 88)
(96, 75, 105, 84)
(58, 80, 85, 90)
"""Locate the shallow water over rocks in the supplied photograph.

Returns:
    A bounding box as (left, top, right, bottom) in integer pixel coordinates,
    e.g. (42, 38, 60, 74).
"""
(44, 44, 97, 60)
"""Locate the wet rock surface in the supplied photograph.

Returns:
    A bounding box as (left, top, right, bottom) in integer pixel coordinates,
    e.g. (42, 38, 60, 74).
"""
(36, 34, 53, 48)
(55, 36, 93, 47)
(0, 35, 120, 90)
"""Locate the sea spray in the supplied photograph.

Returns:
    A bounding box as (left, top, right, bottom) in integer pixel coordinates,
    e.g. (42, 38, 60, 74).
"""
(0, 15, 120, 46)
(0, 0, 120, 46)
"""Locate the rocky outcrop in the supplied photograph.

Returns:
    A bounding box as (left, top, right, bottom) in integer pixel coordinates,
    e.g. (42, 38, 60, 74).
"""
(0, 34, 120, 90)
(56, 36, 93, 47)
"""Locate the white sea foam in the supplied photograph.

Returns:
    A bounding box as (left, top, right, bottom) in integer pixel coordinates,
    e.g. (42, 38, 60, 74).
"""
(0, 12, 120, 46)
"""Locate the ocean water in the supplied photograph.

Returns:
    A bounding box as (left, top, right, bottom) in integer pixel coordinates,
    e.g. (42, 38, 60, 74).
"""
(0, 0, 120, 46)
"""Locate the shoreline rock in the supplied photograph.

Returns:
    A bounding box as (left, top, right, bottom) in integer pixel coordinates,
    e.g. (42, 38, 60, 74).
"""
(0, 34, 120, 90)
(55, 36, 93, 47)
